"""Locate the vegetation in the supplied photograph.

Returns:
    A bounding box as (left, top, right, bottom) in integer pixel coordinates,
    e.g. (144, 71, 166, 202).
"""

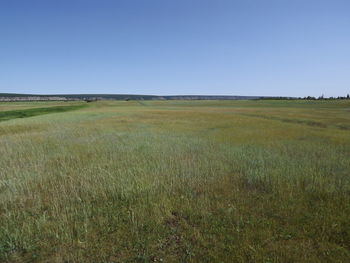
(0, 100, 349, 262)
(259, 94, 350, 100)
(0, 104, 87, 122)
(0, 93, 260, 101)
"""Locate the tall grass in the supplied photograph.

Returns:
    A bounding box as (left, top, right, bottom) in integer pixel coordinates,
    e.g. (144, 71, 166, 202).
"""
(0, 100, 349, 262)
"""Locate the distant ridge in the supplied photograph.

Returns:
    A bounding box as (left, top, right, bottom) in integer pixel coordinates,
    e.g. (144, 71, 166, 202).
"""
(0, 93, 263, 101)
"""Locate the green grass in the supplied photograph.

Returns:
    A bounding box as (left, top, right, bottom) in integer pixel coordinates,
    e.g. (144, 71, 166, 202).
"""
(0, 104, 87, 122)
(0, 100, 349, 262)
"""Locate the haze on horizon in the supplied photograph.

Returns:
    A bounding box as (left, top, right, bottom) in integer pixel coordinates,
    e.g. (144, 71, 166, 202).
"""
(0, 0, 349, 97)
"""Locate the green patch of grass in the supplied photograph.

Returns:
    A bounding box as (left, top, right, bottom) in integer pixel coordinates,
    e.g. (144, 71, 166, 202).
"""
(0, 104, 87, 122)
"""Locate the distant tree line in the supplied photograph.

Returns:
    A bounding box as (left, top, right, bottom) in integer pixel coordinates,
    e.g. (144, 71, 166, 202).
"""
(1, 93, 349, 102)
(259, 94, 350, 100)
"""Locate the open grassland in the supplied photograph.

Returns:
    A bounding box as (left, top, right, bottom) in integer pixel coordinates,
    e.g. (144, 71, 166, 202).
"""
(0, 100, 349, 262)
(0, 101, 84, 112)
(0, 104, 87, 123)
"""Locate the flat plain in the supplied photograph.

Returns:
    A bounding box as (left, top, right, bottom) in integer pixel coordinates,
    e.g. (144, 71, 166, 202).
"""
(0, 100, 349, 262)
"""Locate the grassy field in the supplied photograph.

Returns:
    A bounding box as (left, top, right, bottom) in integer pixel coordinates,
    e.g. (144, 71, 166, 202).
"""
(0, 105, 87, 122)
(0, 101, 84, 112)
(0, 100, 349, 262)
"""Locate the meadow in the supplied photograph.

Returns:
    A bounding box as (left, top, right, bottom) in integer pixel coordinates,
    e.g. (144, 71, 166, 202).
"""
(0, 100, 349, 262)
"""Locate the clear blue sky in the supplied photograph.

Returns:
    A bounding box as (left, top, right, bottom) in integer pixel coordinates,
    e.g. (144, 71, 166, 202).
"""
(0, 0, 349, 97)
